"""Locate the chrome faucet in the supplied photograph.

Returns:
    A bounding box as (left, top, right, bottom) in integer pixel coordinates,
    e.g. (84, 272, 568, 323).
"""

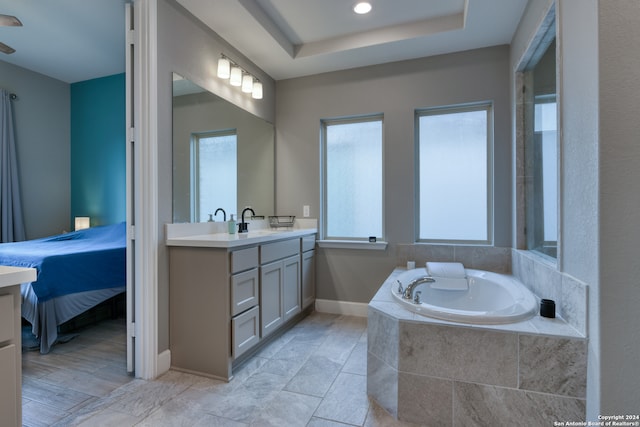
(214, 208, 226, 222)
(239, 207, 255, 233)
(402, 276, 435, 300)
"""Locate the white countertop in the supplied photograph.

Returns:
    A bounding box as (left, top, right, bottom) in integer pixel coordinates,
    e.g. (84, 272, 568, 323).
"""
(166, 219, 318, 249)
(0, 265, 37, 289)
(166, 228, 317, 248)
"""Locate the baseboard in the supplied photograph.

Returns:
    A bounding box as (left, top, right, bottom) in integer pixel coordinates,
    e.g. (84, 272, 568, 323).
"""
(314, 299, 368, 317)
(157, 349, 171, 376)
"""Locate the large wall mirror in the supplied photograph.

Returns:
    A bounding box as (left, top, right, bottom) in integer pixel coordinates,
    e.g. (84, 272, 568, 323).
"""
(522, 20, 558, 259)
(172, 73, 275, 223)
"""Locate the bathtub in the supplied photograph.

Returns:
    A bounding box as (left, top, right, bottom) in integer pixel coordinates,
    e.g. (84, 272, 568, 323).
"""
(391, 268, 537, 324)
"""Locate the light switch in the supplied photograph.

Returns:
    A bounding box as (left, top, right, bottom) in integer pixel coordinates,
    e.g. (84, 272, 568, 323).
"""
(303, 205, 310, 217)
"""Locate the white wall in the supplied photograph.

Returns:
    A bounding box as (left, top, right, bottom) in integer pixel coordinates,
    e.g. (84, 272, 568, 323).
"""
(276, 46, 512, 303)
(0, 60, 70, 239)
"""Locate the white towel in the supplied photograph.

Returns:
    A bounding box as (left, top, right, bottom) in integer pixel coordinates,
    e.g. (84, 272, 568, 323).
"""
(426, 262, 468, 290)
(426, 262, 466, 278)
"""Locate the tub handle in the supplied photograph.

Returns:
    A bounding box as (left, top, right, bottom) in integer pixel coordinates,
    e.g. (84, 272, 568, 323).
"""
(413, 291, 422, 304)
(396, 280, 404, 294)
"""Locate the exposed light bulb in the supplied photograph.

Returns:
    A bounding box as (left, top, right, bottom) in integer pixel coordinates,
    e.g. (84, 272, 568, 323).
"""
(353, 2, 372, 14)
(217, 57, 230, 79)
(230, 66, 242, 86)
(242, 74, 254, 93)
(252, 81, 263, 99)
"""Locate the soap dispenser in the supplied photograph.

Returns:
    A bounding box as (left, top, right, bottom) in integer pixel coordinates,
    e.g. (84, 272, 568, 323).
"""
(228, 214, 236, 234)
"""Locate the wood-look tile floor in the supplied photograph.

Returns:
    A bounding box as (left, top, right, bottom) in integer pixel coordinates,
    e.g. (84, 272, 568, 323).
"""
(22, 312, 419, 427)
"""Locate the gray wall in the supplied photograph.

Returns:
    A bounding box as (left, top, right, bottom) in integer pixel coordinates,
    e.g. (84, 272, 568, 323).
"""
(0, 60, 70, 239)
(156, 0, 275, 352)
(275, 46, 512, 303)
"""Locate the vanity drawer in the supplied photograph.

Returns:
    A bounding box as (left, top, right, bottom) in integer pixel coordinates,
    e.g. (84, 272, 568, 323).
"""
(232, 305, 260, 359)
(230, 246, 259, 274)
(0, 294, 14, 343)
(302, 234, 316, 252)
(261, 239, 299, 264)
(231, 268, 259, 316)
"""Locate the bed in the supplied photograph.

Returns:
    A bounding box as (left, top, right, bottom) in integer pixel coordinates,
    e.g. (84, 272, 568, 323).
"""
(0, 222, 126, 353)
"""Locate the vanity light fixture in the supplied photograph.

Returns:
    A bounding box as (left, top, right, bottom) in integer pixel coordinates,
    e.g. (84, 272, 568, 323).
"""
(353, 2, 372, 14)
(252, 80, 263, 99)
(229, 66, 242, 86)
(217, 54, 262, 99)
(241, 74, 253, 93)
(217, 56, 231, 79)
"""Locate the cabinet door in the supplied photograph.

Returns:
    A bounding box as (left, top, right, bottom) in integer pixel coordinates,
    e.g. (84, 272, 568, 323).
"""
(283, 255, 301, 321)
(302, 249, 315, 309)
(260, 261, 283, 338)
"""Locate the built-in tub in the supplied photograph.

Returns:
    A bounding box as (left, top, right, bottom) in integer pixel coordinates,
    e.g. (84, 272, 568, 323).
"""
(368, 267, 587, 424)
(391, 268, 537, 324)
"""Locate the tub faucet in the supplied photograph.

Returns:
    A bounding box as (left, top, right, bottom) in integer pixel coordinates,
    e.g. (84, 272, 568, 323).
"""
(214, 208, 226, 222)
(239, 207, 255, 233)
(402, 276, 435, 300)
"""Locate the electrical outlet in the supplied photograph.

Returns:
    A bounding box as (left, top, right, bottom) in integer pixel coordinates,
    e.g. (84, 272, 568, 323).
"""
(303, 205, 310, 217)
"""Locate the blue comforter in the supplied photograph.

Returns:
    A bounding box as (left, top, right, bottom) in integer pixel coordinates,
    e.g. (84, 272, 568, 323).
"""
(0, 222, 126, 301)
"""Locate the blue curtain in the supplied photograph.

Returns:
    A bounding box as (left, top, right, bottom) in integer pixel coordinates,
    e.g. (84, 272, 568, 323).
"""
(0, 89, 26, 242)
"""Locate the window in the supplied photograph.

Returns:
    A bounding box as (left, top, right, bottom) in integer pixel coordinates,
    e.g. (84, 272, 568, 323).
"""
(192, 130, 237, 222)
(321, 115, 383, 240)
(417, 103, 493, 243)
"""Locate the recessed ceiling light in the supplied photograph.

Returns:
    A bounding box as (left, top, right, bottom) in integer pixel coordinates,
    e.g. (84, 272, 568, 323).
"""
(353, 2, 372, 14)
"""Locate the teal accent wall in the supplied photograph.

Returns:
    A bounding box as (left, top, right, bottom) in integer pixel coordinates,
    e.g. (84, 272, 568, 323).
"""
(70, 73, 126, 227)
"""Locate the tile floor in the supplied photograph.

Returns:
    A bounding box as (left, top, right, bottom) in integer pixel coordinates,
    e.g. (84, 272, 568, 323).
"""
(22, 312, 419, 427)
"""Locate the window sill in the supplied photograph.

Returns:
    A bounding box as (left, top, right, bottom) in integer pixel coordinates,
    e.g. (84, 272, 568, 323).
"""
(317, 240, 388, 250)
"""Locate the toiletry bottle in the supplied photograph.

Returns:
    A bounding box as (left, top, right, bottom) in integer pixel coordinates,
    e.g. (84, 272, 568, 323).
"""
(228, 214, 236, 234)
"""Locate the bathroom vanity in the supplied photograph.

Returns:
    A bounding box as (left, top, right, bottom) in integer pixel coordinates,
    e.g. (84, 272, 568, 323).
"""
(0, 266, 37, 427)
(166, 223, 316, 381)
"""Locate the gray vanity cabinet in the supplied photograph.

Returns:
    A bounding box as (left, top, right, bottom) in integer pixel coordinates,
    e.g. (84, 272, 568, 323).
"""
(301, 235, 316, 309)
(259, 239, 301, 338)
(230, 247, 260, 358)
(260, 260, 284, 337)
(283, 255, 301, 320)
(168, 232, 315, 381)
(169, 246, 233, 380)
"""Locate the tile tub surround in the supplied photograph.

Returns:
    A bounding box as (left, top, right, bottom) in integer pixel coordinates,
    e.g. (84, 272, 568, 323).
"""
(367, 269, 587, 425)
(396, 244, 513, 274)
(512, 249, 588, 336)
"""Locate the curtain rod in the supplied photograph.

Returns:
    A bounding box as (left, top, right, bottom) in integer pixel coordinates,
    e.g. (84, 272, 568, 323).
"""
(10, 93, 17, 100)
